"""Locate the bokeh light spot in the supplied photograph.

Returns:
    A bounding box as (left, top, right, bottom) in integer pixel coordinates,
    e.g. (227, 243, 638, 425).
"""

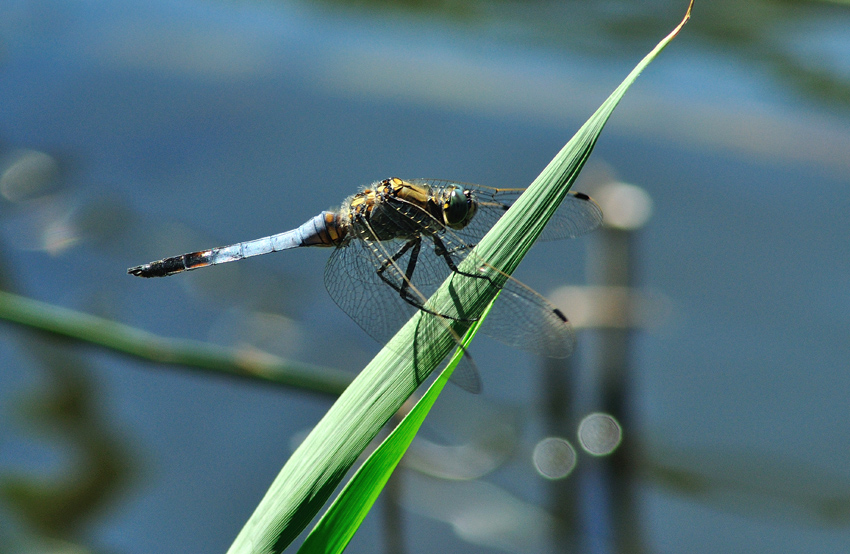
(0, 149, 60, 202)
(594, 182, 653, 230)
(532, 437, 577, 480)
(577, 413, 622, 456)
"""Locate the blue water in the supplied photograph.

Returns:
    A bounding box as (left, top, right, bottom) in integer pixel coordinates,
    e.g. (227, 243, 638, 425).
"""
(1, 1, 849, 553)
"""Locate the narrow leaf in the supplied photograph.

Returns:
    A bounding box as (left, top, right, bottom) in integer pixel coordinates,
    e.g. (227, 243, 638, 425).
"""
(297, 310, 488, 553)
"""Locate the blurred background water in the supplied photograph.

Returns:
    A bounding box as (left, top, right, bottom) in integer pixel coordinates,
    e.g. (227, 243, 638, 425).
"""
(1, 1, 849, 553)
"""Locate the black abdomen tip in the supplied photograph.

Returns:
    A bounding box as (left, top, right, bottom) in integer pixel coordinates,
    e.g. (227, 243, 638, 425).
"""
(127, 256, 187, 278)
(127, 263, 162, 277)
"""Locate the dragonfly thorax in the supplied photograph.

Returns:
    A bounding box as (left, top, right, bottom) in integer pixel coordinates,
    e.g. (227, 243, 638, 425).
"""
(342, 178, 477, 242)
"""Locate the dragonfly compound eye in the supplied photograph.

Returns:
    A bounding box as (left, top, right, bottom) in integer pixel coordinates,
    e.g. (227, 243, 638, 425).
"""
(443, 187, 471, 229)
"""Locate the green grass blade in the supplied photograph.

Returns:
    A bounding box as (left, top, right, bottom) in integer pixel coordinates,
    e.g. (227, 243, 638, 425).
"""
(296, 307, 489, 554)
(227, 3, 692, 553)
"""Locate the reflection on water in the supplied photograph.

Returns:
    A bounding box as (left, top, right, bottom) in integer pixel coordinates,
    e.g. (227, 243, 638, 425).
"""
(321, 0, 850, 110)
(0, 340, 134, 547)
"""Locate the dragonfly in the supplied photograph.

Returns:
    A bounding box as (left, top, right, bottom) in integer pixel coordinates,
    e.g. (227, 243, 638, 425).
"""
(128, 178, 603, 392)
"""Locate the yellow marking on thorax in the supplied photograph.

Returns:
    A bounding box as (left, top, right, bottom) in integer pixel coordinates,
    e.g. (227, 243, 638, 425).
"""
(389, 178, 431, 206)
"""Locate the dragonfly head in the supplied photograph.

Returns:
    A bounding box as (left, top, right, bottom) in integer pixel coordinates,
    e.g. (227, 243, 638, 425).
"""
(441, 186, 477, 230)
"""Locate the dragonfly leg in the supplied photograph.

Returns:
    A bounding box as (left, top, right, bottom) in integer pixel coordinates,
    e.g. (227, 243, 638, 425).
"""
(376, 238, 475, 322)
(376, 238, 418, 296)
(432, 236, 497, 286)
(376, 239, 426, 307)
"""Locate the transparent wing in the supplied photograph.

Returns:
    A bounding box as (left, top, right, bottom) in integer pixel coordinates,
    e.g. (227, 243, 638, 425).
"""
(476, 271, 576, 358)
(376, 190, 578, 360)
(324, 221, 482, 394)
(399, 227, 577, 360)
(324, 236, 416, 347)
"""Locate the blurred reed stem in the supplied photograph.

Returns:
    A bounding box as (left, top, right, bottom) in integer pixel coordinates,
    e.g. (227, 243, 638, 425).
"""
(0, 289, 351, 397)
